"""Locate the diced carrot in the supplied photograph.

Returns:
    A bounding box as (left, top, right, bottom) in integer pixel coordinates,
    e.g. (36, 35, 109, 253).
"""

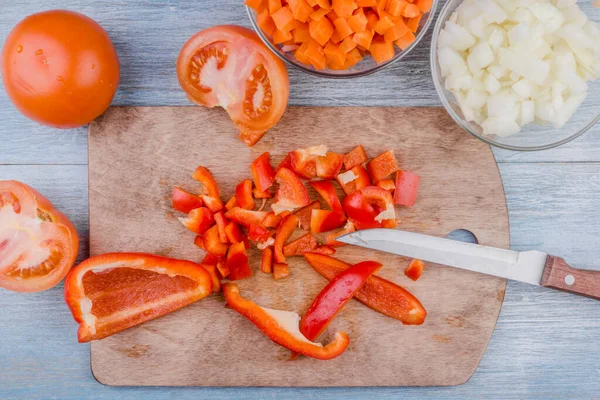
(305, 39, 327, 69)
(395, 31, 415, 50)
(311, 7, 331, 21)
(289, 0, 315, 23)
(245, 0, 264, 10)
(345, 47, 363, 67)
(332, 0, 358, 17)
(373, 11, 395, 34)
(294, 41, 311, 65)
(352, 29, 374, 49)
(383, 19, 410, 42)
(293, 22, 311, 42)
(369, 38, 395, 64)
(328, 58, 348, 70)
(333, 18, 354, 40)
(268, 0, 282, 14)
(309, 16, 335, 46)
(330, 29, 344, 43)
(307, 0, 319, 5)
(272, 7, 297, 32)
(356, 0, 377, 6)
(273, 263, 290, 280)
(406, 14, 421, 33)
(376, 0, 388, 14)
(402, 3, 420, 17)
(326, 9, 339, 22)
(365, 11, 379, 29)
(347, 9, 368, 33)
(257, 7, 277, 36)
(386, 0, 407, 16)
(316, 0, 332, 7)
(339, 35, 357, 53)
(324, 41, 346, 66)
(273, 29, 294, 44)
(417, 0, 432, 12)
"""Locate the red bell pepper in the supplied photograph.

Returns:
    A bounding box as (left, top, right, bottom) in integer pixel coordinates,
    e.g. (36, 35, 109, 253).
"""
(310, 209, 347, 234)
(192, 166, 220, 198)
(366, 150, 398, 182)
(261, 247, 273, 273)
(342, 191, 381, 230)
(179, 207, 214, 234)
(201, 254, 220, 266)
(313, 245, 336, 255)
(289, 145, 327, 179)
(376, 179, 395, 191)
(273, 167, 310, 214)
(235, 179, 255, 210)
(200, 195, 224, 212)
(361, 186, 396, 225)
(203, 225, 229, 256)
(273, 263, 290, 280)
(276, 153, 293, 172)
(253, 187, 272, 199)
(405, 259, 425, 281)
(201, 263, 222, 292)
(283, 233, 318, 257)
(222, 283, 349, 360)
(316, 152, 344, 180)
(194, 235, 205, 250)
(251, 152, 276, 193)
(300, 261, 382, 343)
(274, 213, 299, 263)
(226, 242, 252, 280)
(326, 221, 356, 247)
(172, 187, 203, 213)
(225, 207, 268, 227)
(394, 170, 420, 206)
(214, 211, 229, 243)
(293, 200, 321, 231)
(336, 165, 371, 195)
(262, 212, 282, 228)
(309, 180, 343, 213)
(217, 258, 230, 278)
(224, 221, 243, 243)
(225, 196, 237, 211)
(343, 145, 368, 170)
(248, 224, 272, 243)
(303, 253, 427, 325)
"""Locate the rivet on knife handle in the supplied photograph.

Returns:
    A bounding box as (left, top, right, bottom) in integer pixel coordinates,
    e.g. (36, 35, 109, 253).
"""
(541, 256, 600, 300)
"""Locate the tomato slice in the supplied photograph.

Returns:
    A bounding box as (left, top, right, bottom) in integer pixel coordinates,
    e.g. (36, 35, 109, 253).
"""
(177, 25, 289, 146)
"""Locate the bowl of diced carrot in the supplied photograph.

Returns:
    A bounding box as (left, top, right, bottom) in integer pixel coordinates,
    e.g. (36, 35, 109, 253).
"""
(246, 0, 437, 78)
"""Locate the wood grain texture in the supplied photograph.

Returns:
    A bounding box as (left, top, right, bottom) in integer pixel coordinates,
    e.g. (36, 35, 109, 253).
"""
(87, 106, 509, 387)
(541, 256, 600, 300)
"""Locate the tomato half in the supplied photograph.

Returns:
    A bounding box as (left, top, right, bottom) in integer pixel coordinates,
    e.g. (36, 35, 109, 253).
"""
(177, 25, 289, 146)
(1, 10, 120, 128)
(0, 181, 79, 292)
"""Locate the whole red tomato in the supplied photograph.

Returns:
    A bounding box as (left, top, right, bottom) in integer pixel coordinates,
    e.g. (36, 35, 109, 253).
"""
(1, 10, 120, 128)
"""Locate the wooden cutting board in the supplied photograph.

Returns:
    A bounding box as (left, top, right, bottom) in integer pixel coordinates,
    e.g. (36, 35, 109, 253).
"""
(88, 106, 509, 387)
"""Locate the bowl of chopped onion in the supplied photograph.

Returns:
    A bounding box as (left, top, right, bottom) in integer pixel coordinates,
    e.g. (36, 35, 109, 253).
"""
(431, 0, 600, 151)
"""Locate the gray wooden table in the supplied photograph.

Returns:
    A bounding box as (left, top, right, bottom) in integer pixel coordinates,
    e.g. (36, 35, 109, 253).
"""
(1, 1, 599, 399)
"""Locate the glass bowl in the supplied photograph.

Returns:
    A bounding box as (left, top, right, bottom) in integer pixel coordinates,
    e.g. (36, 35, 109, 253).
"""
(247, 2, 439, 78)
(431, 0, 600, 151)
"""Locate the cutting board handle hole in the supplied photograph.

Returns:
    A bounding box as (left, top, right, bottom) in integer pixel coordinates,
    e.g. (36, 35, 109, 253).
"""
(446, 229, 478, 244)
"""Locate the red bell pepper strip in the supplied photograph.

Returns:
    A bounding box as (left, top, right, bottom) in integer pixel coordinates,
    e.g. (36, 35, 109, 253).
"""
(273, 167, 310, 213)
(222, 283, 349, 360)
(226, 242, 253, 280)
(361, 186, 396, 224)
(217, 258, 230, 278)
(213, 211, 229, 243)
(316, 152, 344, 180)
(366, 150, 398, 182)
(172, 187, 203, 213)
(235, 179, 255, 210)
(194, 235, 205, 250)
(262, 212, 282, 228)
(201, 263, 222, 292)
(405, 259, 425, 281)
(179, 207, 214, 235)
(376, 179, 395, 191)
(274, 213, 299, 263)
(283, 233, 318, 257)
(343, 144, 368, 170)
(313, 245, 336, 255)
(203, 225, 228, 256)
(251, 152, 276, 193)
(261, 248, 273, 273)
(342, 191, 381, 230)
(293, 200, 321, 231)
(310, 209, 347, 234)
(248, 224, 272, 243)
(300, 260, 382, 343)
(200, 195, 224, 213)
(394, 170, 420, 206)
(225, 207, 268, 227)
(273, 263, 290, 280)
(336, 165, 371, 195)
(192, 166, 220, 198)
(309, 180, 343, 213)
(225, 196, 237, 211)
(303, 253, 427, 325)
(326, 221, 356, 247)
(224, 221, 243, 243)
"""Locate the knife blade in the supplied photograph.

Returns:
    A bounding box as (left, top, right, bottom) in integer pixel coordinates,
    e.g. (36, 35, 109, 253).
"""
(337, 229, 600, 299)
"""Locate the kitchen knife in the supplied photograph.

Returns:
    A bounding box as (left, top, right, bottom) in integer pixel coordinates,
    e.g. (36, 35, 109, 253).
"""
(338, 229, 600, 300)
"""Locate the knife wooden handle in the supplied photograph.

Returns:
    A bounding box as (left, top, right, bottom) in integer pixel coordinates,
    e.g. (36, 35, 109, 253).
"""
(541, 256, 600, 300)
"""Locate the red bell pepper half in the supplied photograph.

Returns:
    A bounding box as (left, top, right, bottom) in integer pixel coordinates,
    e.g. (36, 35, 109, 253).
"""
(293, 200, 320, 231)
(366, 150, 398, 183)
(405, 259, 425, 281)
(283, 233, 318, 257)
(326, 221, 356, 247)
(251, 152, 276, 193)
(235, 179, 255, 210)
(223, 283, 349, 360)
(394, 170, 420, 206)
(203, 225, 228, 256)
(309, 180, 343, 213)
(192, 166, 220, 198)
(300, 261, 382, 343)
(273, 167, 310, 214)
(261, 248, 273, 273)
(226, 242, 252, 280)
(316, 152, 344, 180)
(172, 187, 203, 213)
(248, 224, 272, 243)
(225, 207, 268, 227)
(303, 253, 427, 325)
(273, 263, 290, 280)
(342, 191, 382, 230)
(343, 145, 368, 170)
(274, 213, 300, 263)
(179, 207, 214, 235)
(336, 165, 371, 195)
(310, 209, 347, 234)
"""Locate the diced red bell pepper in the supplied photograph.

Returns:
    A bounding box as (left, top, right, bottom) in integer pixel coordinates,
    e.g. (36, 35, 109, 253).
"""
(179, 207, 214, 234)
(251, 152, 276, 193)
(294, 200, 321, 231)
(201, 263, 222, 292)
(225, 207, 268, 227)
(192, 166, 220, 198)
(253, 187, 272, 199)
(289, 145, 327, 179)
(316, 152, 344, 180)
(276, 154, 293, 172)
(313, 245, 336, 255)
(343, 145, 368, 170)
(361, 186, 396, 224)
(336, 165, 371, 195)
(172, 187, 203, 213)
(214, 211, 229, 243)
(309, 180, 343, 213)
(225, 196, 237, 211)
(222, 283, 349, 360)
(300, 260, 382, 343)
(194, 235, 205, 250)
(217, 258, 230, 278)
(394, 170, 420, 206)
(248, 224, 272, 243)
(236, 179, 255, 210)
(376, 179, 395, 191)
(283, 233, 318, 257)
(201, 195, 224, 212)
(273, 263, 290, 280)
(224, 221, 243, 243)
(261, 247, 274, 273)
(226, 242, 252, 280)
(342, 191, 381, 230)
(201, 253, 220, 266)
(203, 225, 229, 256)
(310, 209, 347, 233)
(367, 150, 398, 182)
(304, 253, 427, 325)
(262, 212, 283, 228)
(274, 213, 300, 263)
(326, 221, 356, 247)
(273, 167, 310, 213)
(405, 259, 424, 281)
